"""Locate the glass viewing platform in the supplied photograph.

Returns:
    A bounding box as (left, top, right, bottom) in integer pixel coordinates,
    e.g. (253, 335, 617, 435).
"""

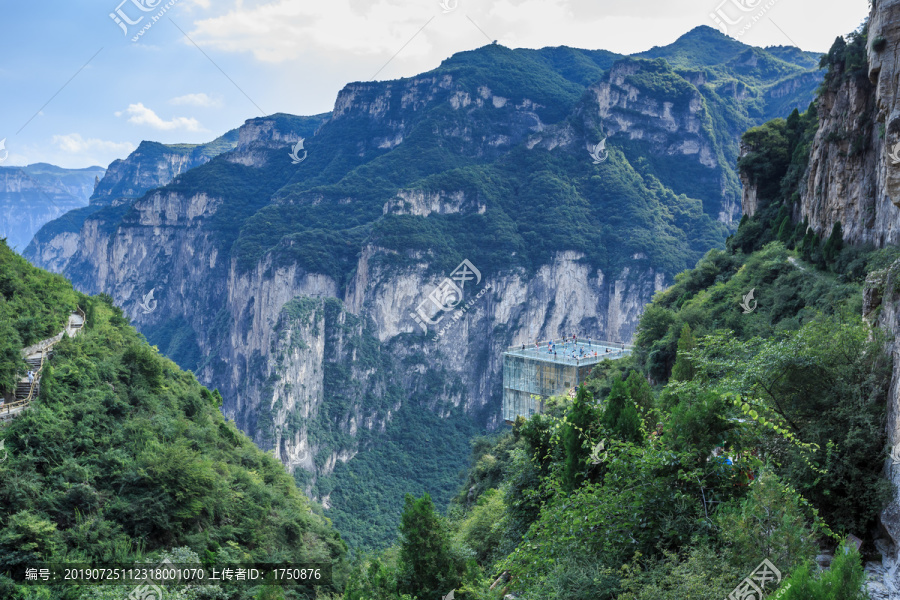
(502, 339, 633, 423)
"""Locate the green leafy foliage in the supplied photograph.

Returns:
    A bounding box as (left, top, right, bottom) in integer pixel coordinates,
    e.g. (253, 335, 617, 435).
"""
(563, 385, 598, 492)
(0, 243, 346, 598)
(779, 542, 869, 600)
(715, 470, 816, 573)
(397, 494, 465, 599)
(689, 317, 893, 535)
(0, 242, 80, 391)
(319, 403, 478, 550)
(670, 324, 696, 381)
(600, 378, 642, 444)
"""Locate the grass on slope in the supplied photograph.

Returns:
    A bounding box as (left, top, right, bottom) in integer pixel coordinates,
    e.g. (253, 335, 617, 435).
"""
(0, 241, 347, 598)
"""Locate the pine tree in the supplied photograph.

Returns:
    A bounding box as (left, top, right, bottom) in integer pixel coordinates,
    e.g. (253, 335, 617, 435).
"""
(823, 221, 843, 264)
(398, 493, 463, 599)
(776, 215, 792, 243)
(563, 384, 597, 493)
(615, 396, 643, 444)
(602, 378, 642, 444)
(671, 324, 696, 382)
(625, 370, 654, 426)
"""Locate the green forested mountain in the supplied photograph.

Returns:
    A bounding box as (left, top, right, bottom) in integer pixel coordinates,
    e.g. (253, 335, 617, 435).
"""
(0, 242, 346, 599)
(24, 26, 827, 558)
(341, 24, 889, 600)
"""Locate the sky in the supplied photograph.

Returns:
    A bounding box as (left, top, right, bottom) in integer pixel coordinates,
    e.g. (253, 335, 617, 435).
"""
(0, 0, 870, 169)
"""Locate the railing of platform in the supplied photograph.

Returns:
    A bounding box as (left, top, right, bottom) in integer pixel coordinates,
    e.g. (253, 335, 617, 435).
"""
(506, 339, 635, 352)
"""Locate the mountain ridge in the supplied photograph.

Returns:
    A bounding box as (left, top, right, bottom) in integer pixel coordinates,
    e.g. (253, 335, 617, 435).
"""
(24, 31, 825, 549)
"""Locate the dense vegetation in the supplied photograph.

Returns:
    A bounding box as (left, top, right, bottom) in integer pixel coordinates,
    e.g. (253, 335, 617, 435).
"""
(0, 244, 80, 392)
(344, 256, 885, 598)
(341, 23, 887, 600)
(21, 28, 828, 570)
(0, 241, 346, 599)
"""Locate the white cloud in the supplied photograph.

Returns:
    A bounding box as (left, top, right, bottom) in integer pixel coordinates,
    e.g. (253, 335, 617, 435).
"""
(51, 134, 135, 155)
(187, 0, 440, 63)
(169, 93, 222, 107)
(181, 0, 868, 74)
(115, 103, 203, 132)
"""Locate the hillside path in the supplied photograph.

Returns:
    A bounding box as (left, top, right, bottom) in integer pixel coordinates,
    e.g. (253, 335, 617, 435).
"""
(0, 309, 85, 422)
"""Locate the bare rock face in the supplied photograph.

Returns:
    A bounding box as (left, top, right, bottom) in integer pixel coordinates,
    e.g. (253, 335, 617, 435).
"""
(871, 265, 900, 598)
(799, 0, 900, 247)
(800, 66, 881, 245)
(0, 165, 105, 252)
(872, 0, 900, 209)
(25, 44, 780, 503)
(739, 139, 760, 218)
(796, 1, 900, 592)
(592, 61, 716, 169)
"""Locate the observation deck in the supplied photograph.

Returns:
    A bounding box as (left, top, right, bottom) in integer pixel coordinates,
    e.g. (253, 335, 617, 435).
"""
(502, 339, 633, 423)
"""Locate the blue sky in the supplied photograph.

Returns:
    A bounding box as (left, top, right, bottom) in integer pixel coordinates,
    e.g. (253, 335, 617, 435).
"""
(0, 0, 870, 169)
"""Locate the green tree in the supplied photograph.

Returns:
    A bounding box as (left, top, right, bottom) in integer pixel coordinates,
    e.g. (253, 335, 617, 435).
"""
(454, 488, 505, 565)
(780, 541, 867, 600)
(397, 493, 463, 599)
(625, 370, 654, 424)
(602, 378, 642, 445)
(563, 385, 598, 492)
(715, 470, 816, 575)
(671, 324, 695, 381)
(822, 221, 843, 264)
(776, 215, 792, 243)
(690, 317, 893, 534)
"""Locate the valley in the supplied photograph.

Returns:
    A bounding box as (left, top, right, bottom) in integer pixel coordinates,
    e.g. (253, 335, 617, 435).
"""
(1, 1, 895, 598)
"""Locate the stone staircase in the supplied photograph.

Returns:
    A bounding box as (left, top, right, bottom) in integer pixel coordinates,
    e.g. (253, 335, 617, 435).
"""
(1, 308, 84, 422)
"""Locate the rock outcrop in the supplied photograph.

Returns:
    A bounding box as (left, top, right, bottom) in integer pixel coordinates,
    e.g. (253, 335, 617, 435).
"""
(747, 1, 900, 593)
(0, 164, 105, 252)
(24, 37, 822, 506)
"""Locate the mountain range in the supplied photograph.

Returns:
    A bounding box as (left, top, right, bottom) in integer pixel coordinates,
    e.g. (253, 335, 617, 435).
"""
(24, 25, 825, 548)
(0, 163, 106, 252)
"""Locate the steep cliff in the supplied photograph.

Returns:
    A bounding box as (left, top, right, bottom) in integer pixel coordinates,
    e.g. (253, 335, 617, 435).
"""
(23, 128, 245, 272)
(25, 30, 824, 546)
(735, 3, 900, 594)
(0, 163, 105, 252)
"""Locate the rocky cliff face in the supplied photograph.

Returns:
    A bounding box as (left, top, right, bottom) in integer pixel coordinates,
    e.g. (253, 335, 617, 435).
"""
(23, 131, 243, 271)
(797, 0, 900, 247)
(0, 164, 105, 252)
(870, 1, 900, 577)
(23, 113, 669, 486)
(93, 142, 210, 203)
(745, 2, 900, 594)
(798, 60, 884, 245)
(25, 37, 822, 513)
